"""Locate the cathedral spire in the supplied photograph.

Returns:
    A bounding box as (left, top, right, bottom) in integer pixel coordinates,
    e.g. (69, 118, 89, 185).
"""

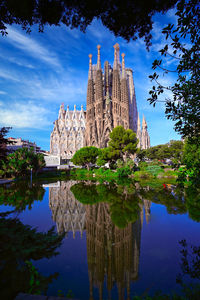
(120, 52, 129, 128)
(121, 53, 126, 78)
(58, 103, 65, 120)
(141, 115, 150, 149)
(97, 45, 101, 70)
(113, 43, 120, 70)
(137, 114, 141, 129)
(88, 54, 93, 79)
(142, 115, 147, 128)
(137, 114, 141, 148)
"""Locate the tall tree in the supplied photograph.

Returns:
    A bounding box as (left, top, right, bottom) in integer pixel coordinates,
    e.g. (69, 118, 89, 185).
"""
(108, 126, 138, 161)
(180, 137, 200, 185)
(71, 146, 100, 170)
(0, 0, 177, 48)
(148, 0, 200, 139)
(0, 127, 11, 167)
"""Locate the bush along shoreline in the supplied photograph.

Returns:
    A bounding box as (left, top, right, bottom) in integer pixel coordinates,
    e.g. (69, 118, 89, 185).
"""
(69, 162, 178, 182)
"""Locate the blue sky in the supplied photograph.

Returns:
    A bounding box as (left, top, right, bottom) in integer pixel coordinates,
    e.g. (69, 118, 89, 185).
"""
(0, 8, 181, 150)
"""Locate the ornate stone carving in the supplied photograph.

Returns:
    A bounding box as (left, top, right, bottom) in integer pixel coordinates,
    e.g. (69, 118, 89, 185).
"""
(50, 104, 86, 159)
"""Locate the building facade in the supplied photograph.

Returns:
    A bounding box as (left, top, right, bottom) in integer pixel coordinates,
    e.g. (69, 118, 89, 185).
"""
(7, 137, 41, 153)
(85, 44, 150, 149)
(50, 104, 86, 160)
(50, 44, 150, 159)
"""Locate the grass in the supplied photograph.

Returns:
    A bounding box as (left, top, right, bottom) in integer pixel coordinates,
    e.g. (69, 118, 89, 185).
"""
(69, 164, 179, 183)
(70, 168, 118, 181)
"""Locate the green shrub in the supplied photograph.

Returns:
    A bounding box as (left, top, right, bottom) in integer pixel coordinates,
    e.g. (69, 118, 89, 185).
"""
(146, 165, 164, 177)
(138, 161, 148, 170)
(116, 166, 132, 178)
(134, 171, 152, 179)
(164, 170, 178, 177)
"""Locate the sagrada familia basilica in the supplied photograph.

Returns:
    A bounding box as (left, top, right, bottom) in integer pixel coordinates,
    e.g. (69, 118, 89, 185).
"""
(50, 44, 150, 159)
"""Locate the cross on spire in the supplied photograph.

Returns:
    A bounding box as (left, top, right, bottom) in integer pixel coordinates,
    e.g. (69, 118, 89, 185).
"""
(97, 45, 101, 70)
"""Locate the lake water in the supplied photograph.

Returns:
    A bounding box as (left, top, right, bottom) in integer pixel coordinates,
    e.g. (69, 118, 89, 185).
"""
(0, 179, 200, 300)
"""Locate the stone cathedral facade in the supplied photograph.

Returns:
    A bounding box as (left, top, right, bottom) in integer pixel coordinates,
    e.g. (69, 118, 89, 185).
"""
(50, 104, 86, 159)
(85, 44, 150, 149)
(50, 44, 150, 159)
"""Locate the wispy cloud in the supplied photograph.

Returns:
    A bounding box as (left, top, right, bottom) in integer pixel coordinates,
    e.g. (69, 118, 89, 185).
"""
(5, 26, 61, 68)
(0, 101, 52, 129)
(0, 68, 20, 81)
(12, 70, 88, 105)
(87, 20, 115, 43)
(0, 90, 7, 95)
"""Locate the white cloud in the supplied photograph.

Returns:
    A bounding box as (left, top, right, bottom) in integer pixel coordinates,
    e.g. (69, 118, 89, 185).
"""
(0, 68, 20, 81)
(0, 51, 35, 69)
(0, 101, 52, 129)
(166, 8, 178, 24)
(0, 90, 7, 95)
(5, 26, 61, 68)
(15, 71, 88, 105)
(87, 20, 115, 43)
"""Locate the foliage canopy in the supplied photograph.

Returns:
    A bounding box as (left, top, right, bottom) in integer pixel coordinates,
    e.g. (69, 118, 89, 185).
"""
(1, 147, 45, 177)
(0, 0, 177, 48)
(71, 146, 100, 169)
(0, 126, 11, 167)
(140, 140, 183, 162)
(108, 126, 138, 159)
(148, 0, 200, 139)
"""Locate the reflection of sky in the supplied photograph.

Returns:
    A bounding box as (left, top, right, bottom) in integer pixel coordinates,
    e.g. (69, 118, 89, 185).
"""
(138, 203, 200, 295)
(1, 184, 200, 298)
(19, 188, 53, 232)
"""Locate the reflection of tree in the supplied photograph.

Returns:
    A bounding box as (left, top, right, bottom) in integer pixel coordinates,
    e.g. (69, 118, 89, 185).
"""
(185, 187, 200, 222)
(49, 181, 86, 237)
(176, 239, 200, 299)
(139, 184, 187, 216)
(0, 216, 63, 300)
(0, 181, 45, 211)
(71, 182, 148, 228)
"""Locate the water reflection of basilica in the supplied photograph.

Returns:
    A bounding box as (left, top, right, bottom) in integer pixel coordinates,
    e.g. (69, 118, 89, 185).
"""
(86, 203, 141, 300)
(48, 181, 86, 237)
(48, 181, 151, 300)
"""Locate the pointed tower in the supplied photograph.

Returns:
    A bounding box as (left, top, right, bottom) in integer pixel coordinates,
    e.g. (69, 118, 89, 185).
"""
(120, 53, 129, 129)
(137, 114, 141, 148)
(85, 54, 96, 146)
(126, 68, 138, 132)
(94, 45, 104, 147)
(144, 199, 151, 224)
(141, 115, 150, 149)
(101, 60, 113, 147)
(112, 43, 121, 128)
(58, 103, 65, 120)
